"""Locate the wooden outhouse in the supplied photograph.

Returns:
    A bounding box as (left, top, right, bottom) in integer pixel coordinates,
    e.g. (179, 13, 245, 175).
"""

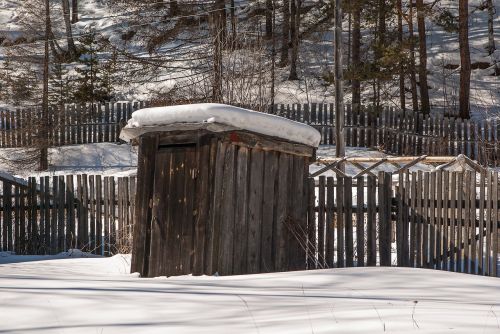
(120, 104, 320, 277)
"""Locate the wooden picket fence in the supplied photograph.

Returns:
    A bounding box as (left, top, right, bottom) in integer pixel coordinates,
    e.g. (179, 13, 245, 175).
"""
(0, 102, 146, 148)
(0, 102, 499, 165)
(0, 174, 136, 256)
(265, 104, 500, 166)
(308, 170, 499, 277)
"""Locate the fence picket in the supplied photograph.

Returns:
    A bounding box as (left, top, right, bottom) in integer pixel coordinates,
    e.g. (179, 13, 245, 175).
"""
(318, 176, 326, 267)
(367, 175, 376, 266)
(336, 177, 345, 267)
(344, 177, 353, 267)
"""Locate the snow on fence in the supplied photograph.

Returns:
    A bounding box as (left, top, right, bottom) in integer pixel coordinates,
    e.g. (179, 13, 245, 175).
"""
(1, 102, 499, 166)
(0, 174, 136, 256)
(308, 170, 499, 277)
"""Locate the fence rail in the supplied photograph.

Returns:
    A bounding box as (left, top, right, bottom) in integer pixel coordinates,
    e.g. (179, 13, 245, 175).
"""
(0, 174, 136, 256)
(0, 102, 499, 165)
(307, 170, 500, 277)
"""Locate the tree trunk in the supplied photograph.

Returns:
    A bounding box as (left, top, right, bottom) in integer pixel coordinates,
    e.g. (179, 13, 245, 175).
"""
(270, 0, 276, 106)
(230, 0, 236, 48)
(61, 0, 77, 59)
(487, 0, 496, 55)
(397, 0, 405, 111)
(375, 0, 386, 110)
(347, 11, 351, 72)
(335, 0, 345, 159)
(416, 0, 430, 114)
(170, 0, 179, 16)
(459, 0, 471, 119)
(216, 0, 227, 43)
(265, 0, 273, 39)
(71, 0, 78, 23)
(288, 0, 300, 80)
(279, 0, 290, 67)
(212, 0, 225, 102)
(408, 1, 419, 112)
(40, 0, 50, 171)
(351, 2, 361, 113)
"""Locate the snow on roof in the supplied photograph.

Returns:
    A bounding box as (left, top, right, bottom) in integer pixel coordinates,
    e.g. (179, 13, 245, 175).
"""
(120, 103, 321, 147)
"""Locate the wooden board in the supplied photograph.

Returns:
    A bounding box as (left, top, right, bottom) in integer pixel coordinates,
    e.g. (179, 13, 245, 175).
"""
(326, 177, 335, 268)
(261, 151, 278, 273)
(247, 148, 264, 274)
(356, 176, 365, 267)
(318, 176, 326, 268)
(366, 175, 377, 266)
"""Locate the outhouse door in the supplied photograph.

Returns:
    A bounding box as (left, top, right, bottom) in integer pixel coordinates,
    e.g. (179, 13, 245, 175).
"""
(148, 144, 198, 277)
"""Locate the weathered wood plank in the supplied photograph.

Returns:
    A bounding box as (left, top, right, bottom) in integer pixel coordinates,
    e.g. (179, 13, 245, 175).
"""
(318, 176, 326, 268)
(89, 175, 96, 253)
(485, 172, 492, 276)
(275, 154, 290, 272)
(396, 172, 404, 266)
(442, 170, 449, 271)
(66, 175, 75, 250)
(416, 171, 423, 268)
(478, 172, 485, 275)
(379, 172, 391, 266)
(247, 148, 264, 274)
(410, 172, 417, 267)
(356, 176, 364, 267)
(456, 172, 463, 273)
(171, 149, 186, 275)
(367, 175, 377, 266)
(14, 186, 20, 254)
(95, 175, 103, 256)
(492, 172, 498, 277)
(205, 141, 227, 274)
(261, 151, 278, 273)
(422, 172, 430, 268)
(218, 144, 236, 276)
(103, 177, 110, 256)
(148, 150, 170, 277)
(180, 147, 196, 275)
(449, 172, 457, 272)
(307, 177, 316, 269)
(3, 182, 12, 252)
(435, 170, 443, 270)
(336, 176, 345, 267)
(470, 172, 477, 274)
(344, 177, 354, 267)
(192, 142, 212, 275)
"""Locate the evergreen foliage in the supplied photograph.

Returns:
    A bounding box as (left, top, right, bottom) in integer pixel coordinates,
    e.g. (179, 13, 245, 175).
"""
(73, 26, 112, 104)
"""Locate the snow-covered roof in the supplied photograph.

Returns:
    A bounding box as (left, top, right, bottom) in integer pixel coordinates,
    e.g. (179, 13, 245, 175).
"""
(120, 103, 321, 147)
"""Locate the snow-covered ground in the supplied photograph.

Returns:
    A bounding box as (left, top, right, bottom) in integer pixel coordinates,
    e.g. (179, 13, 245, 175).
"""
(0, 142, 137, 177)
(0, 252, 499, 333)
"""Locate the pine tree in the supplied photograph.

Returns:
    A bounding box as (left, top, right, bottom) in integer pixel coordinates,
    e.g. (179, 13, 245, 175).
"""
(73, 26, 111, 104)
(49, 60, 71, 107)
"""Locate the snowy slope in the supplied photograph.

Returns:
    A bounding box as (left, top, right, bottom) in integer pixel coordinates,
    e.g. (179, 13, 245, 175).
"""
(0, 253, 499, 333)
(1, 0, 498, 118)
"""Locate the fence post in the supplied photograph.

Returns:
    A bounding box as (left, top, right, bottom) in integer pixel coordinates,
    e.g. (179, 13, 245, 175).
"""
(378, 172, 392, 266)
(307, 178, 316, 269)
(366, 175, 377, 266)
